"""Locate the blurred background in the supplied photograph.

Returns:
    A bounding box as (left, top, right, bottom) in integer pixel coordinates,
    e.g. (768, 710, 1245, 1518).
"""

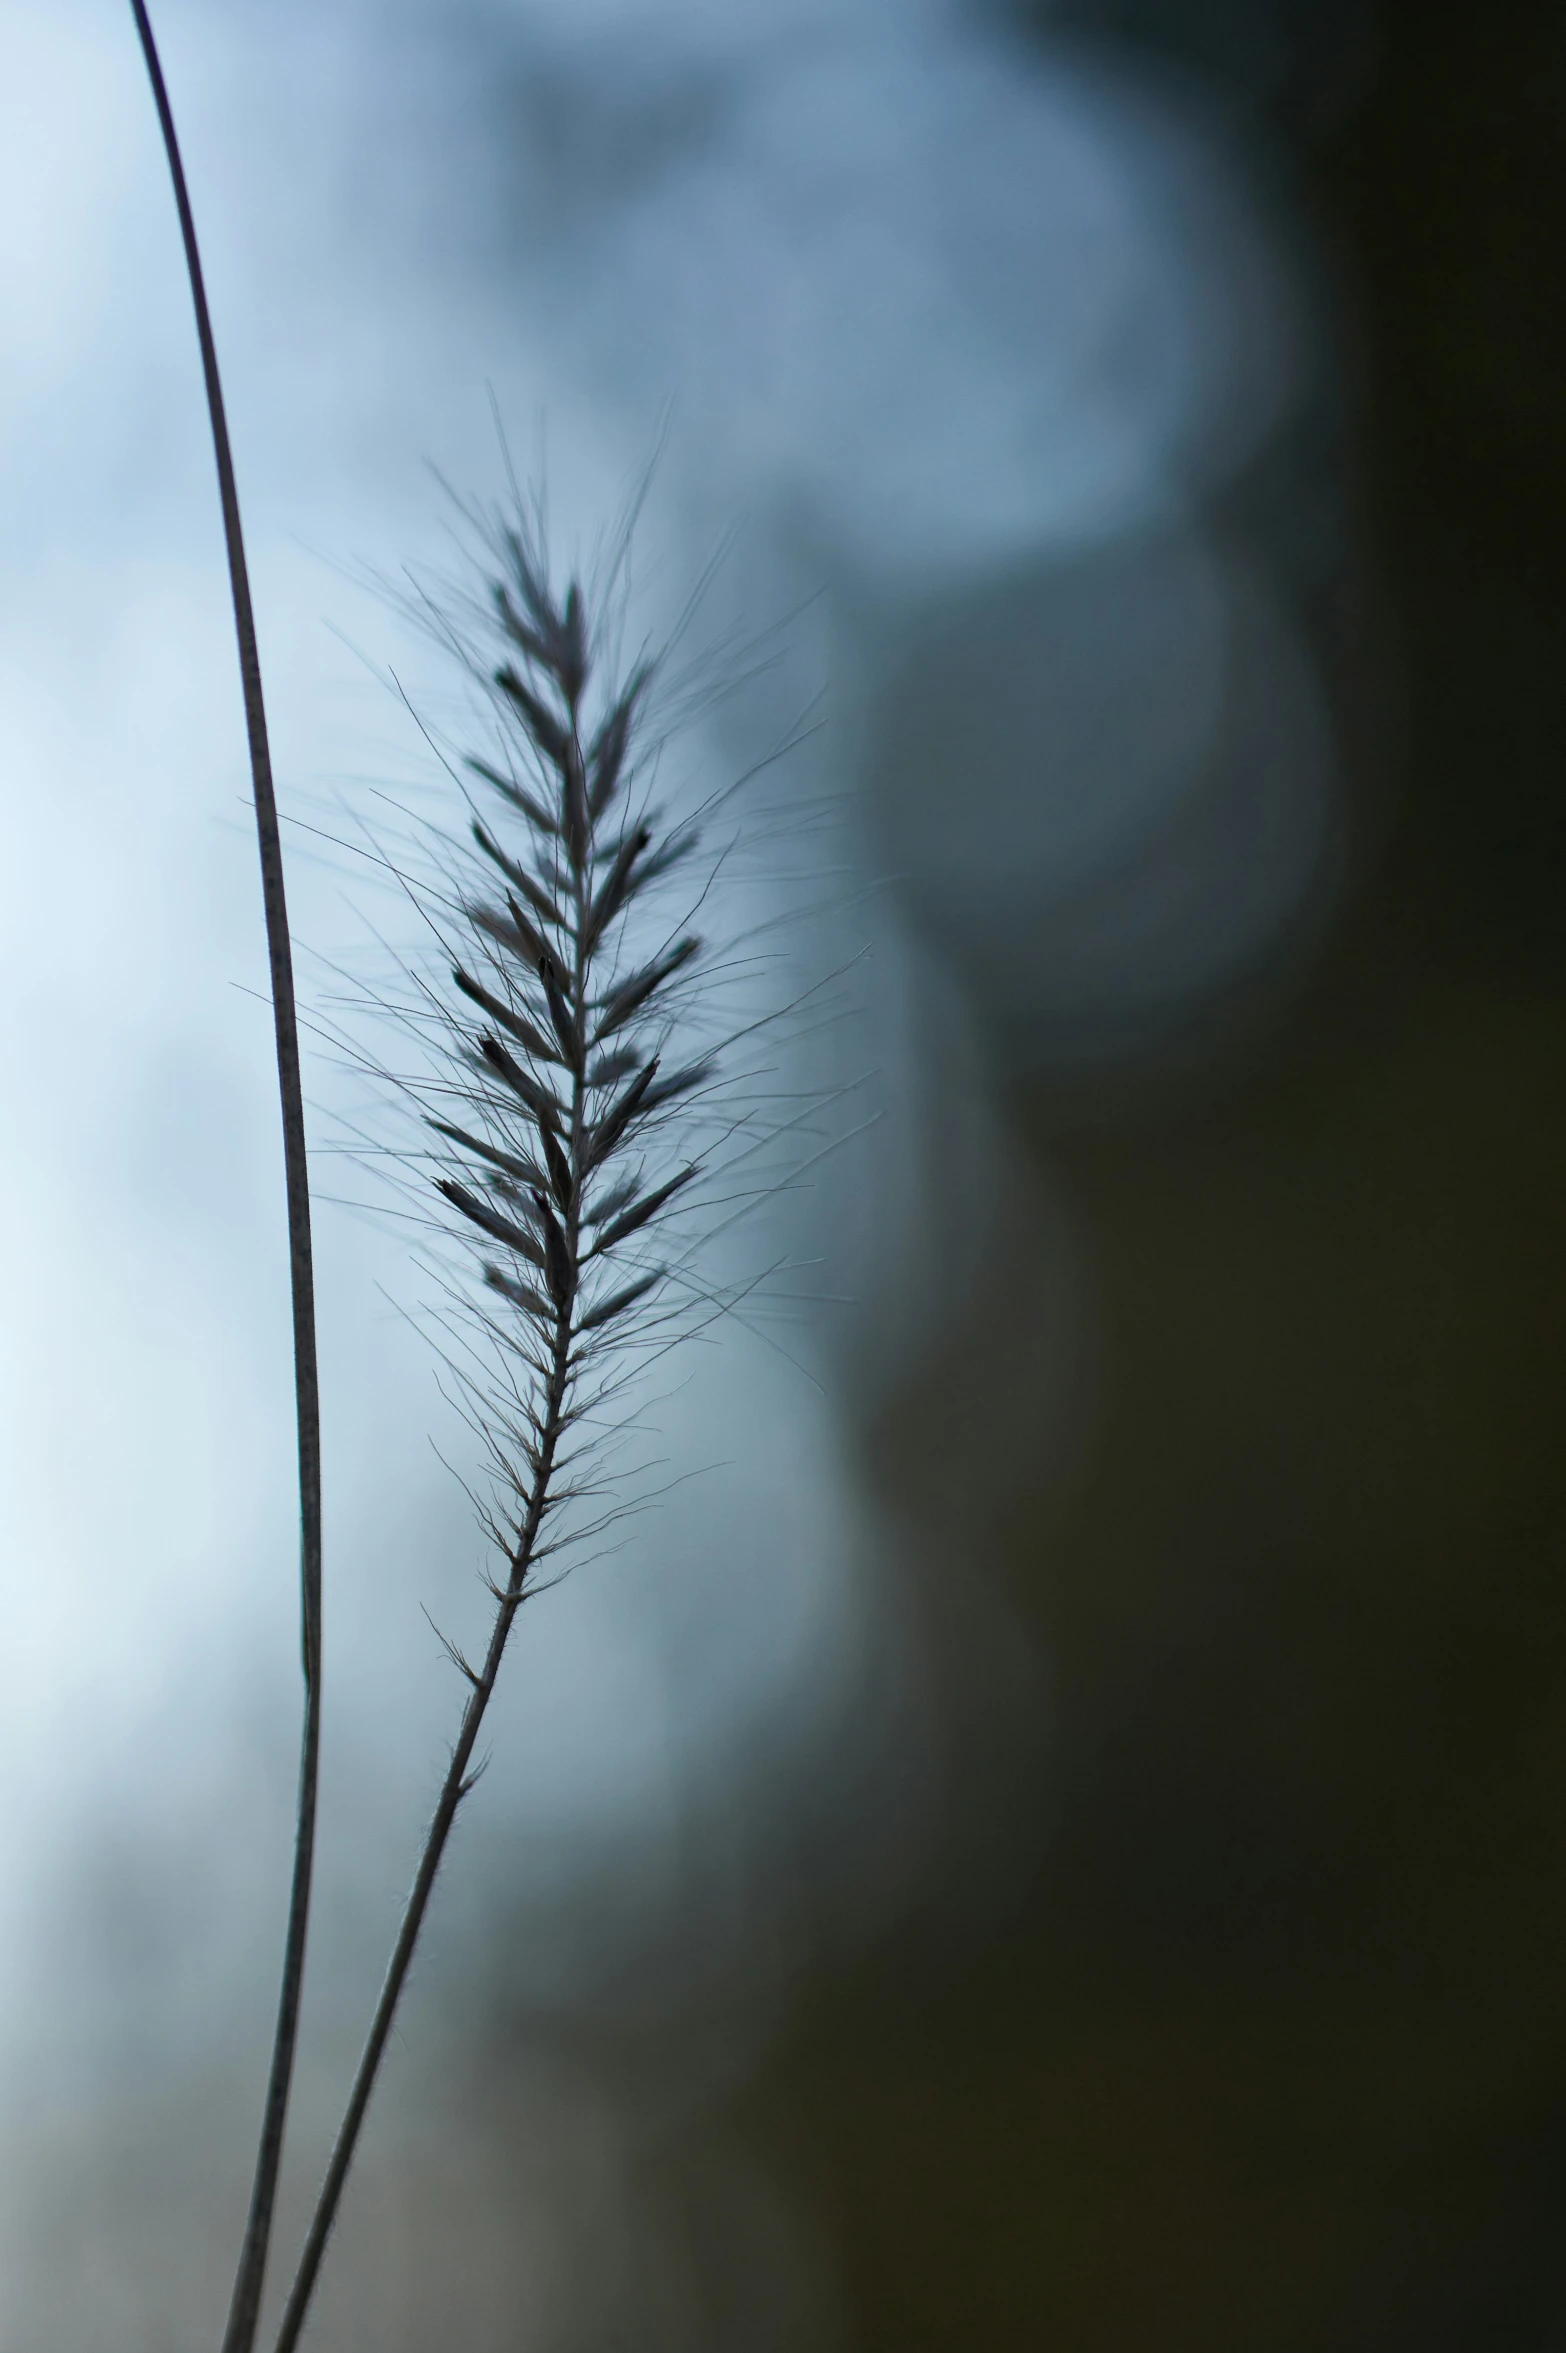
(1, 0, 1565, 2344)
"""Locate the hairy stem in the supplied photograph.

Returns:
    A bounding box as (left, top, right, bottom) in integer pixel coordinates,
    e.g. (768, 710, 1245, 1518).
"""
(271, 694, 593, 2353)
(127, 12, 324, 2351)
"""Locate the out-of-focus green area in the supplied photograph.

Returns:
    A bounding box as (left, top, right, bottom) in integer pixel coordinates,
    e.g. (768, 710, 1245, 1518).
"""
(721, 4, 1566, 2342)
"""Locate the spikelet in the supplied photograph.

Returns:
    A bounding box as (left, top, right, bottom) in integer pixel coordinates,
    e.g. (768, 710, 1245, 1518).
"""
(418, 512, 719, 1575)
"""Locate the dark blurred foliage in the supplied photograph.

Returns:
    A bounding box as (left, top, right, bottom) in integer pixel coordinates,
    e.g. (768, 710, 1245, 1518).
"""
(703, 3, 1566, 2345)
(1018, 0, 1375, 133)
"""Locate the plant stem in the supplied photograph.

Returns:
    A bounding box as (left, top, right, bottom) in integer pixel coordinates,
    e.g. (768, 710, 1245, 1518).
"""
(272, 692, 593, 2353)
(269, 1326, 570, 2353)
(127, 12, 324, 2351)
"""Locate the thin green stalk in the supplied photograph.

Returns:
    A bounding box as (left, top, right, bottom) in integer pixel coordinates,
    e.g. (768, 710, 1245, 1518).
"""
(127, 11, 324, 2351)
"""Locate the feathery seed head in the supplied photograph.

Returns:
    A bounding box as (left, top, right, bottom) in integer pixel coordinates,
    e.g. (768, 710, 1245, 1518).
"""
(413, 512, 735, 1597)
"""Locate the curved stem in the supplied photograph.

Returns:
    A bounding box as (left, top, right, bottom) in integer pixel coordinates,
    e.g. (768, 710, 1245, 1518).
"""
(127, 13, 324, 2352)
